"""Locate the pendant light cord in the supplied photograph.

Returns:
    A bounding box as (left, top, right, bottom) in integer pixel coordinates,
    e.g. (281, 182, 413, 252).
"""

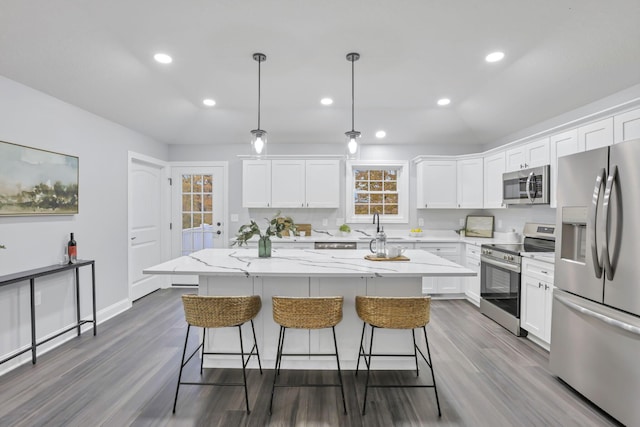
(351, 57, 355, 132)
(257, 58, 261, 130)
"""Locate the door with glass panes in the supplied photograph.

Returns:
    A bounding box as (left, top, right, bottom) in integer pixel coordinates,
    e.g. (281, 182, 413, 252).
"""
(171, 164, 227, 285)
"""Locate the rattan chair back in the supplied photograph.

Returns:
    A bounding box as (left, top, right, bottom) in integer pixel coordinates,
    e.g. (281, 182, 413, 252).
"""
(272, 296, 343, 329)
(181, 294, 262, 328)
(355, 296, 431, 329)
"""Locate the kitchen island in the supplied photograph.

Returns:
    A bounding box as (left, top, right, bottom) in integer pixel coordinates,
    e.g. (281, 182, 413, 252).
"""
(145, 248, 475, 369)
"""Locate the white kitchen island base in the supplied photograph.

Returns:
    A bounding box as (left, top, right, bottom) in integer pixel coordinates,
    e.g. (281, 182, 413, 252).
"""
(144, 248, 475, 370)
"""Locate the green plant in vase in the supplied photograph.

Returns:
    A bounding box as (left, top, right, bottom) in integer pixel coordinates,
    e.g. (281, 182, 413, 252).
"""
(339, 224, 351, 236)
(232, 212, 296, 257)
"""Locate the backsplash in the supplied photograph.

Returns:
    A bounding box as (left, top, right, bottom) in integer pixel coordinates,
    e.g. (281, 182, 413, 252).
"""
(238, 205, 556, 237)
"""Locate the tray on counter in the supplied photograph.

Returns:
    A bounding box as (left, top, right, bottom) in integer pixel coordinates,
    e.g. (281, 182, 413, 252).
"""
(364, 255, 410, 262)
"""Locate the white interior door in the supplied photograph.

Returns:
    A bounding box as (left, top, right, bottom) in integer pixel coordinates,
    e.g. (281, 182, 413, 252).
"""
(128, 154, 169, 301)
(171, 163, 227, 285)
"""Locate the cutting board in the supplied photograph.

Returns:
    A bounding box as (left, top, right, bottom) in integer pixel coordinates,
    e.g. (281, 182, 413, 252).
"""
(364, 255, 410, 261)
(283, 223, 312, 236)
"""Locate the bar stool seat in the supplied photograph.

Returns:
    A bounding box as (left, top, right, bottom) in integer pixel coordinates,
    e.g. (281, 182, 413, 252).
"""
(269, 296, 347, 415)
(355, 295, 441, 416)
(173, 294, 262, 414)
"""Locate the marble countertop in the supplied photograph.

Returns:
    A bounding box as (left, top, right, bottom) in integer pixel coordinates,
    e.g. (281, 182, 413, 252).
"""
(144, 248, 477, 278)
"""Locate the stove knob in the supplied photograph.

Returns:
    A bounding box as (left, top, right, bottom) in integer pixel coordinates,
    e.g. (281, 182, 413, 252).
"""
(503, 255, 508, 260)
(509, 255, 514, 261)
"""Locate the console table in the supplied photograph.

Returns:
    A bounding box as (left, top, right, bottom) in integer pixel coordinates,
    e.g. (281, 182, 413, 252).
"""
(0, 259, 96, 366)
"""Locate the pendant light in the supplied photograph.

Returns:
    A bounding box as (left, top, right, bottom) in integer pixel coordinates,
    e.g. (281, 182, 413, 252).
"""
(250, 53, 267, 156)
(345, 52, 361, 158)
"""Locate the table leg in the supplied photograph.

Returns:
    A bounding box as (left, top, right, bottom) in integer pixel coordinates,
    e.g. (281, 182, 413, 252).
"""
(30, 278, 36, 364)
(76, 267, 81, 336)
(92, 263, 97, 336)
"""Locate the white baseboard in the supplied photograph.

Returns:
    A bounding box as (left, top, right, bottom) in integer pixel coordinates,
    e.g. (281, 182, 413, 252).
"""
(0, 297, 132, 377)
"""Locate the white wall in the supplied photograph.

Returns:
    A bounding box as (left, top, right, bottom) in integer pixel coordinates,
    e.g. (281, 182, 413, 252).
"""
(0, 76, 168, 373)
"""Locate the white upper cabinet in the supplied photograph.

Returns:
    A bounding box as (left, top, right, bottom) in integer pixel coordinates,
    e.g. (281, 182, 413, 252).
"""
(416, 160, 457, 208)
(305, 159, 340, 208)
(550, 129, 582, 208)
(505, 138, 550, 172)
(271, 160, 306, 208)
(456, 157, 483, 208)
(579, 117, 614, 151)
(242, 160, 272, 208)
(483, 151, 506, 209)
(242, 159, 340, 208)
(614, 107, 640, 143)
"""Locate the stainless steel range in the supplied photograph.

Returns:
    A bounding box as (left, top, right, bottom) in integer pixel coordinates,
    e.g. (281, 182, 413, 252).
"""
(480, 223, 555, 336)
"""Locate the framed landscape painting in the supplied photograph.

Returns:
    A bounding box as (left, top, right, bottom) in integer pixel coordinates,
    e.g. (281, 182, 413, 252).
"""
(0, 141, 79, 215)
(465, 215, 494, 238)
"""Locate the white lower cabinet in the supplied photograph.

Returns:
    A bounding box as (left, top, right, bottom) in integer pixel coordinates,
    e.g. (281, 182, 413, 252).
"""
(520, 257, 555, 348)
(464, 244, 481, 306)
(417, 243, 462, 295)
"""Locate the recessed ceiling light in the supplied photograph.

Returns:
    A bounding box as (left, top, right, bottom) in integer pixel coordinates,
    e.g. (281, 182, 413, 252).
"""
(154, 53, 173, 64)
(375, 130, 386, 138)
(437, 98, 451, 106)
(485, 51, 505, 63)
(202, 99, 216, 107)
(320, 98, 333, 105)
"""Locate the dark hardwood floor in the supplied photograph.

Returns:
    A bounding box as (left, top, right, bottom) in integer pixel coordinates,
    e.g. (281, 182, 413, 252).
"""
(0, 288, 621, 426)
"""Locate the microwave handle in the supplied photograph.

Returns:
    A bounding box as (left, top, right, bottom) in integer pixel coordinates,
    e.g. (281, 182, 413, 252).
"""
(526, 172, 534, 203)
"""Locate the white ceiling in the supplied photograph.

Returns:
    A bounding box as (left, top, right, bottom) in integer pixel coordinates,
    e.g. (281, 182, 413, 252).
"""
(1, 1, 639, 148)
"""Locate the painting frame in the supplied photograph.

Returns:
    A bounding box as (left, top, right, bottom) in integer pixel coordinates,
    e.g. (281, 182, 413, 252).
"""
(465, 215, 494, 238)
(0, 140, 79, 216)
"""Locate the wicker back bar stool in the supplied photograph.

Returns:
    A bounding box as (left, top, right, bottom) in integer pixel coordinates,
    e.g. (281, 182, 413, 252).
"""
(269, 296, 347, 415)
(173, 294, 262, 414)
(355, 295, 441, 416)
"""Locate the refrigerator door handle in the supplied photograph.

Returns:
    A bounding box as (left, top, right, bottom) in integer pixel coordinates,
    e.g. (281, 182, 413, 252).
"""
(589, 169, 606, 279)
(602, 165, 617, 281)
(526, 171, 534, 203)
(555, 293, 640, 336)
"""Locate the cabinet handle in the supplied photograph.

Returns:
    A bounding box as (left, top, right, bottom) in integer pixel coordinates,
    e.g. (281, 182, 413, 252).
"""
(545, 284, 549, 290)
(267, 203, 270, 207)
(541, 270, 548, 274)
(520, 164, 524, 169)
(538, 282, 543, 288)
(302, 203, 304, 207)
(425, 204, 428, 208)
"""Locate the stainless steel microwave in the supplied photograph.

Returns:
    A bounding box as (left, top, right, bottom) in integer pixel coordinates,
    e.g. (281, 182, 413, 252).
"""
(502, 165, 550, 205)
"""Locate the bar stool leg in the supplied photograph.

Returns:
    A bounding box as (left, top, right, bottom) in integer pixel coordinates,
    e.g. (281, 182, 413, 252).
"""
(173, 324, 191, 414)
(362, 325, 376, 415)
(200, 329, 206, 375)
(276, 327, 286, 374)
(238, 325, 251, 413)
(423, 326, 441, 417)
(412, 329, 419, 376)
(270, 325, 285, 415)
(331, 326, 348, 414)
(355, 321, 367, 376)
(250, 319, 263, 374)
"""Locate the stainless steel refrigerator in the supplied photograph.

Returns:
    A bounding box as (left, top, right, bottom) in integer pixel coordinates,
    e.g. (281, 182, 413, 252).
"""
(550, 138, 640, 426)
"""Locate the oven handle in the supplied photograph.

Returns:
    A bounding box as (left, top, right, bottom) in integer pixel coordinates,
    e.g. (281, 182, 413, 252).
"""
(481, 256, 521, 273)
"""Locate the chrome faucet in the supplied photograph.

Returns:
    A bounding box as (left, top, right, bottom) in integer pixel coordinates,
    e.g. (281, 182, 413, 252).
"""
(373, 212, 381, 233)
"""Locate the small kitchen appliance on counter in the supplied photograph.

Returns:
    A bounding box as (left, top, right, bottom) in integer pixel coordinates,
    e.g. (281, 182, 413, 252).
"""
(479, 223, 556, 336)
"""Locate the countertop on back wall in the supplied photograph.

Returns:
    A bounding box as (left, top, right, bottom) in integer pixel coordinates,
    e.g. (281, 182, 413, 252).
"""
(229, 230, 522, 247)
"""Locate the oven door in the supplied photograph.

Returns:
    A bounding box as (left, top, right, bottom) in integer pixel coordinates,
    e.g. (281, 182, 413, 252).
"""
(481, 256, 521, 318)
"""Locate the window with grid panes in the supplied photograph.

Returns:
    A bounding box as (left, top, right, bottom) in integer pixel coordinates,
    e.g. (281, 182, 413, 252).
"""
(346, 161, 408, 223)
(353, 168, 399, 215)
(181, 174, 214, 255)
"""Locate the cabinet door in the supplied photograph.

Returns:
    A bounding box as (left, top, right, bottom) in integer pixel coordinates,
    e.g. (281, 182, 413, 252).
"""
(483, 151, 506, 209)
(456, 158, 483, 208)
(305, 159, 340, 208)
(614, 107, 640, 143)
(242, 160, 271, 207)
(505, 146, 526, 172)
(464, 256, 481, 306)
(550, 129, 582, 207)
(579, 118, 614, 151)
(521, 275, 546, 338)
(525, 137, 550, 168)
(416, 160, 457, 208)
(271, 160, 306, 208)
